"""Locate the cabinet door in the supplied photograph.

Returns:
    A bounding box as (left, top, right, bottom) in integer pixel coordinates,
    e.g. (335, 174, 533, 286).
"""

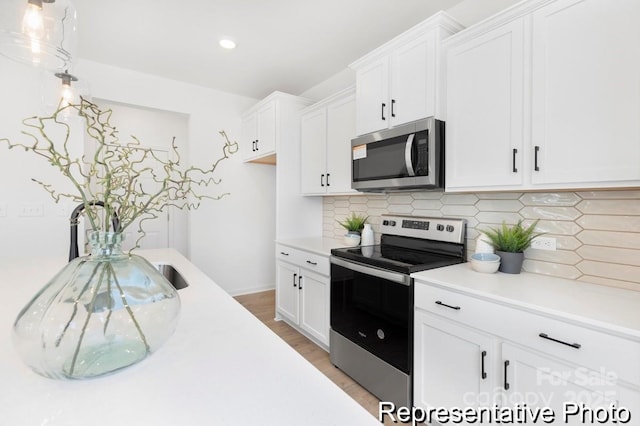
(530, 0, 640, 185)
(276, 261, 299, 324)
(502, 343, 620, 423)
(390, 33, 436, 127)
(299, 270, 329, 346)
(445, 18, 526, 190)
(300, 108, 327, 194)
(255, 100, 277, 157)
(414, 311, 497, 411)
(326, 94, 356, 195)
(355, 57, 389, 136)
(241, 113, 257, 162)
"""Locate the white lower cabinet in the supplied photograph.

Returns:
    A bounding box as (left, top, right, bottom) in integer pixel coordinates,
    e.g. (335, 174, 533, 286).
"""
(275, 244, 330, 349)
(414, 278, 640, 424)
(502, 343, 620, 420)
(414, 311, 498, 411)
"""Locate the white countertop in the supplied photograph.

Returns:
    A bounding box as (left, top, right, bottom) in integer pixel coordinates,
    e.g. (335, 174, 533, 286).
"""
(0, 249, 379, 426)
(412, 263, 640, 340)
(276, 237, 346, 257)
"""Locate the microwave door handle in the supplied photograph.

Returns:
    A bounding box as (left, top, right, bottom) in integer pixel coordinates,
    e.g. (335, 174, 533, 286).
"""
(404, 133, 416, 177)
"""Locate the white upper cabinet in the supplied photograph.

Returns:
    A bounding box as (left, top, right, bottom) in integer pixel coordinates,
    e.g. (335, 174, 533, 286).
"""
(530, 0, 640, 186)
(351, 12, 464, 136)
(445, 18, 526, 190)
(300, 87, 357, 196)
(444, 0, 640, 192)
(242, 99, 277, 163)
(390, 33, 437, 126)
(241, 92, 311, 164)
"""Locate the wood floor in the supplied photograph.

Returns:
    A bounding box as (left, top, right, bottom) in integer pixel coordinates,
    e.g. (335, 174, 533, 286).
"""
(234, 290, 394, 425)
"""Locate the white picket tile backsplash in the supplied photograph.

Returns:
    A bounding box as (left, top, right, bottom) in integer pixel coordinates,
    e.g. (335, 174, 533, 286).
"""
(324, 190, 640, 291)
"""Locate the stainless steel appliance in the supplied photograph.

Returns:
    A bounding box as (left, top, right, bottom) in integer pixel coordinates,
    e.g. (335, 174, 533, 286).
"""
(330, 215, 466, 407)
(351, 117, 444, 192)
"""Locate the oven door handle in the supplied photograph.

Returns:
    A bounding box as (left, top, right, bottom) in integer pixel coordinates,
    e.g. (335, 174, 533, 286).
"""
(331, 256, 411, 286)
(404, 133, 416, 177)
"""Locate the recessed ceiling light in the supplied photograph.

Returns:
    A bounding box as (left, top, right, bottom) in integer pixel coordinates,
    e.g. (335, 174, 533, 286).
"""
(219, 38, 236, 50)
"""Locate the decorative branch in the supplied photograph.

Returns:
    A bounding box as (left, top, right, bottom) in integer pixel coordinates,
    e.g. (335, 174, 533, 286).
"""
(1, 97, 238, 248)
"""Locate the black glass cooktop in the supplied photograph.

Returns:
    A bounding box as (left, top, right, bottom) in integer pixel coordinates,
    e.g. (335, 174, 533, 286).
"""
(331, 236, 466, 275)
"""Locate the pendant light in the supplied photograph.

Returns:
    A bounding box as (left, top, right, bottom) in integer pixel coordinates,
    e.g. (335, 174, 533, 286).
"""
(0, 0, 77, 71)
(55, 69, 78, 107)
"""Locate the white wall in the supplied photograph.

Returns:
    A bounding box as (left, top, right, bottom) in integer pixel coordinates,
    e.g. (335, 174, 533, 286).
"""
(0, 58, 81, 264)
(0, 57, 277, 296)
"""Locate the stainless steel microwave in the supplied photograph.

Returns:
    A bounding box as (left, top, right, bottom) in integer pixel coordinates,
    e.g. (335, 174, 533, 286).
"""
(351, 117, 444, 192)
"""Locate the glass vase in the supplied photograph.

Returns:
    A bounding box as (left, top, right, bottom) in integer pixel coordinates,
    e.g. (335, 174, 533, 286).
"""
(12, 232, 181, 380)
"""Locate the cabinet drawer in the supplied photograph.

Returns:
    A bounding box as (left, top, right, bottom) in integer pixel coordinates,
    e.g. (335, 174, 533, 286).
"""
(276, 245, 301, 264)
(415, 282, 640, 387)
(275, 245, 330, 276)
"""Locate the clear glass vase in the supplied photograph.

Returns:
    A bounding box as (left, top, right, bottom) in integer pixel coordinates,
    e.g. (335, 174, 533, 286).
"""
(12, 232, 181, 380)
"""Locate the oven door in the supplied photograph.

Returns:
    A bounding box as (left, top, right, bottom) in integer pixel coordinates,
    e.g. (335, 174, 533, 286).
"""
(330, 256, 413, 374)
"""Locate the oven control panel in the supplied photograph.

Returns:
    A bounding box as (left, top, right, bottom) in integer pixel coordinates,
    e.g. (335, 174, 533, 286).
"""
(380, 215, 466, 244)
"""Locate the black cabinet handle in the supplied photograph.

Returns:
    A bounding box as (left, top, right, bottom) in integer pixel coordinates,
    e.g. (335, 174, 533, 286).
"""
(534, 146, 540, 171)
(539, 333, 581, 349)
(391, 99, 396, 117)
(512, 148, 518, 173)
(252, 140, 256, 152)
(306, 260, 317, 266)
(481, 350, 487, 380)
(280, 251, 289, 256)
(504, 360, 510, 390)
(293, 273, 297, 288)
(255, 139, 259, 151)
(298, 275, 303, 290)
(326, 173, 330, 187)
(320, 174, 325, 187)
(381, 103, 386, 120)
(435, 300, 461, 311)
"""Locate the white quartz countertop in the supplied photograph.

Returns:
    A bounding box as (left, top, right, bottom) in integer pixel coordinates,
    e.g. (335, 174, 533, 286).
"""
(276, 237, 346, 257)
(412, 263, 640, 340)
(0, 249, 379, 426)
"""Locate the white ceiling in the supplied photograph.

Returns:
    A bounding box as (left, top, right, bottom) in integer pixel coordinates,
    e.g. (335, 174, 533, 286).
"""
(73, 0, 466, 100)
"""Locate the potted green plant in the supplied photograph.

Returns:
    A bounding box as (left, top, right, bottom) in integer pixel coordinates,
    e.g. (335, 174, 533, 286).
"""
(481, 219, 542, 274)
(338, 213, 368, 246)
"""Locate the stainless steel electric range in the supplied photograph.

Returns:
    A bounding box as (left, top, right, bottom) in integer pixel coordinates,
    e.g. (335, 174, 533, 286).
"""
(329, 215, 467, 408)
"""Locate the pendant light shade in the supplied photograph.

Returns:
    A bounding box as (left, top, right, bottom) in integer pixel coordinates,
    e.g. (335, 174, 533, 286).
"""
(0, 0, 77, 71)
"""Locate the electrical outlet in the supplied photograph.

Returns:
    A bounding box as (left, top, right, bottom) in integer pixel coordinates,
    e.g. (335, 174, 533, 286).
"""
(531, 236, 557, 251)
(19, 204, 44, 217)
(0, 204, 7, 217)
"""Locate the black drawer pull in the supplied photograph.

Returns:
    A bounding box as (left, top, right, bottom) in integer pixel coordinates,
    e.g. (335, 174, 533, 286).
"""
(435, 300, 461, 311)
(381, 103, 386, 120)
(293, 273, 297, 288)
(320, 174, 325, 187)
(512, 148, 518, 173)
(326, 173, 330, 187)
(504, 360, 510, 390)
(298, 275, 303, 290)
(481, 350, 487, 380)
(539, 333, 581, 349)
(534, 145, 540, 171)
(391, 99, 396, 117)
(306, 260, 318, 266)
(280, 252, 289, 256)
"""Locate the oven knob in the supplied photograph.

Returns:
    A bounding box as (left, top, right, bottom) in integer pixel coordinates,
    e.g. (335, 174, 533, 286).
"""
(437, 224, 444, 231)
(446, 225, 455, 232)
(377, 329, 385, 340)
(382, 220, 389, 226)
(389, 221, 396, 226)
